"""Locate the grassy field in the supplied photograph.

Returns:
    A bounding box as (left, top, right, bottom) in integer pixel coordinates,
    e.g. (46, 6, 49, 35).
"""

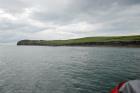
(17, 35, 140, 46)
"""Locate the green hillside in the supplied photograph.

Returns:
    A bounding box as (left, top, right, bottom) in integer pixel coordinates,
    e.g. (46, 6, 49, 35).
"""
(17, 35, 140, 46)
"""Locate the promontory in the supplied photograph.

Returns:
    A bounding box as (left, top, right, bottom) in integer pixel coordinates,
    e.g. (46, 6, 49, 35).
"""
(17, 35, 140, 47)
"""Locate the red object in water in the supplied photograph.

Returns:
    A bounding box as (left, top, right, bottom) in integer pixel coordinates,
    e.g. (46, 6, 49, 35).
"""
(111, 82, 126, 93)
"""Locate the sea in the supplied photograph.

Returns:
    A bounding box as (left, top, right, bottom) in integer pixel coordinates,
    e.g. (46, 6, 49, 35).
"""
(0, 46, 140, 93)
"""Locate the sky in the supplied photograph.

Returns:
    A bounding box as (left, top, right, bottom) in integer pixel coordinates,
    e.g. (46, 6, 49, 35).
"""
(0, 0, 140, 44)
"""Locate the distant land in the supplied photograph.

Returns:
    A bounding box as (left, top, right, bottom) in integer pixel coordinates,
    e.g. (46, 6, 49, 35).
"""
(17, 35, 140, 47)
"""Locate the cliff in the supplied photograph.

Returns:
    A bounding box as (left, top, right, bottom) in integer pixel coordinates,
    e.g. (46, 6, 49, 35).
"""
(17, 35, 140, 47)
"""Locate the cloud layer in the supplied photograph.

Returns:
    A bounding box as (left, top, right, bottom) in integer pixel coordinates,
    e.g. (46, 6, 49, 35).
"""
(0, 0, 140, 44)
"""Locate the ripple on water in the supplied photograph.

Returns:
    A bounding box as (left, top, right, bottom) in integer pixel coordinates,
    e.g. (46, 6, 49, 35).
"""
(0, 46, 140, 93)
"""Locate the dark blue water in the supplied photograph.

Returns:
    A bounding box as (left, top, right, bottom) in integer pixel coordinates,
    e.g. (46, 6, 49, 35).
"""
(0, 46, 140, 93)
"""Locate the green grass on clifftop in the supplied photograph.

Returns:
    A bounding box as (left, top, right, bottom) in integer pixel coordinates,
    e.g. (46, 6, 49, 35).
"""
(17, 35, 140, 46)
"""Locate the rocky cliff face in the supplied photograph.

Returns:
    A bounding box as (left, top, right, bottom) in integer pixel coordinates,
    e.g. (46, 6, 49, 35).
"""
(17, 35, 140, 47)
(17, 40, 140, 47)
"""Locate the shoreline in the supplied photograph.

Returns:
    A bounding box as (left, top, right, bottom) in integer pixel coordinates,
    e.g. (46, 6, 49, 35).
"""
(17, 44, 140, 48)
(17, 35, 140, 47)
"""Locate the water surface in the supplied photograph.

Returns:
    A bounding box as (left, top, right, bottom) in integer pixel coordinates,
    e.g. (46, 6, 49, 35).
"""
(0, 46, 140, 93)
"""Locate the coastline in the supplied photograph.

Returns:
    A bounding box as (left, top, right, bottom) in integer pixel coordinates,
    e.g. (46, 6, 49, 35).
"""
(17, 45, 140, 48)
(17, 35, 140, 47)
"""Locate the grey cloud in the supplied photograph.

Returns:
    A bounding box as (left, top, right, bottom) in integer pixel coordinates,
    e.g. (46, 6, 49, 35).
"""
(0, 0, 29, 13)
(0, 0, 140, 44)
(0, 20, 45, 33)
(31, 0, 140, 24)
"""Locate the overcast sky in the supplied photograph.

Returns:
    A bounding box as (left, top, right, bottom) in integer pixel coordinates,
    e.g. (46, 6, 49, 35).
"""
(0, 0, 140, 44)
